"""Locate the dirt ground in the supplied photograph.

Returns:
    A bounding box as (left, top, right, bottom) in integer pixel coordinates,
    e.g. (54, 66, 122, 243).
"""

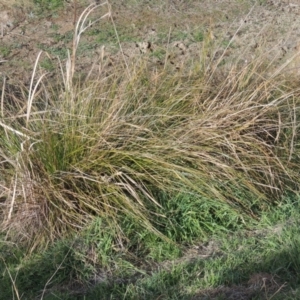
(1, 0, 300, 87)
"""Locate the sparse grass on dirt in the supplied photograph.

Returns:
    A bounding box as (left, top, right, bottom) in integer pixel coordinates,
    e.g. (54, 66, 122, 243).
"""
(1, 0, 300, 299)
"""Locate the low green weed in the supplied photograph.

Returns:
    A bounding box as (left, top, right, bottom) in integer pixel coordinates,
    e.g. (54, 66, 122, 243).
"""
(33, 0, 64, 11)
(40, 57, 55, 71)
(0, 46, 11, 57)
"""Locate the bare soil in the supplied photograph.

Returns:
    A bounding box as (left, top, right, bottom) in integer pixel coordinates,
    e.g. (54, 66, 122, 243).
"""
(1, 0, 300, 86)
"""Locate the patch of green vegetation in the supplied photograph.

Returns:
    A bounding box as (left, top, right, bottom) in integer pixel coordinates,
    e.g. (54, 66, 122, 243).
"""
(255, 0, 268, 5)
(221, 38, 236, 49)
(171, 30, 190, 42)
(155, 30, 190, 44)
(38, 43, 68, 59)
(88, 25, 116, 44)
(87, 23, 137, 45)
(0, 46, 11, 58)
(0, 239, 95, 300)
(149, 191, 247, 242)
(48, 31, 73, 45)
(77, 42, 98, 56)
(33, 0, 64, 11)
(83, 194, 300, 299)
(150, 48, 166, 60)
(2, 194, 300, 299)
(192, 30, 204, 42)
(40, 57, 55, 71)
(156, 28, 204, 44)
(37, 32, 73, 59)
(50, 32, 65, 43)
(50, 23, 60, 31)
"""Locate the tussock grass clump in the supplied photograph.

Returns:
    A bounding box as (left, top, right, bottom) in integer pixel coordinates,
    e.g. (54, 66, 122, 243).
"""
(1, 3, 300, 249)
(1, 53, 300, 249)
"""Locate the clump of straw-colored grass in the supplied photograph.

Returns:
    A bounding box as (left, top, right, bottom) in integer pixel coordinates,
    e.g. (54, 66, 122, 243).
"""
(1, 2, 300, 249)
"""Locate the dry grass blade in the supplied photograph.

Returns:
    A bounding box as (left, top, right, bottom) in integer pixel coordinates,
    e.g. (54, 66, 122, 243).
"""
(1, 258, 20, 300)
(67, 1, 111, 90)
